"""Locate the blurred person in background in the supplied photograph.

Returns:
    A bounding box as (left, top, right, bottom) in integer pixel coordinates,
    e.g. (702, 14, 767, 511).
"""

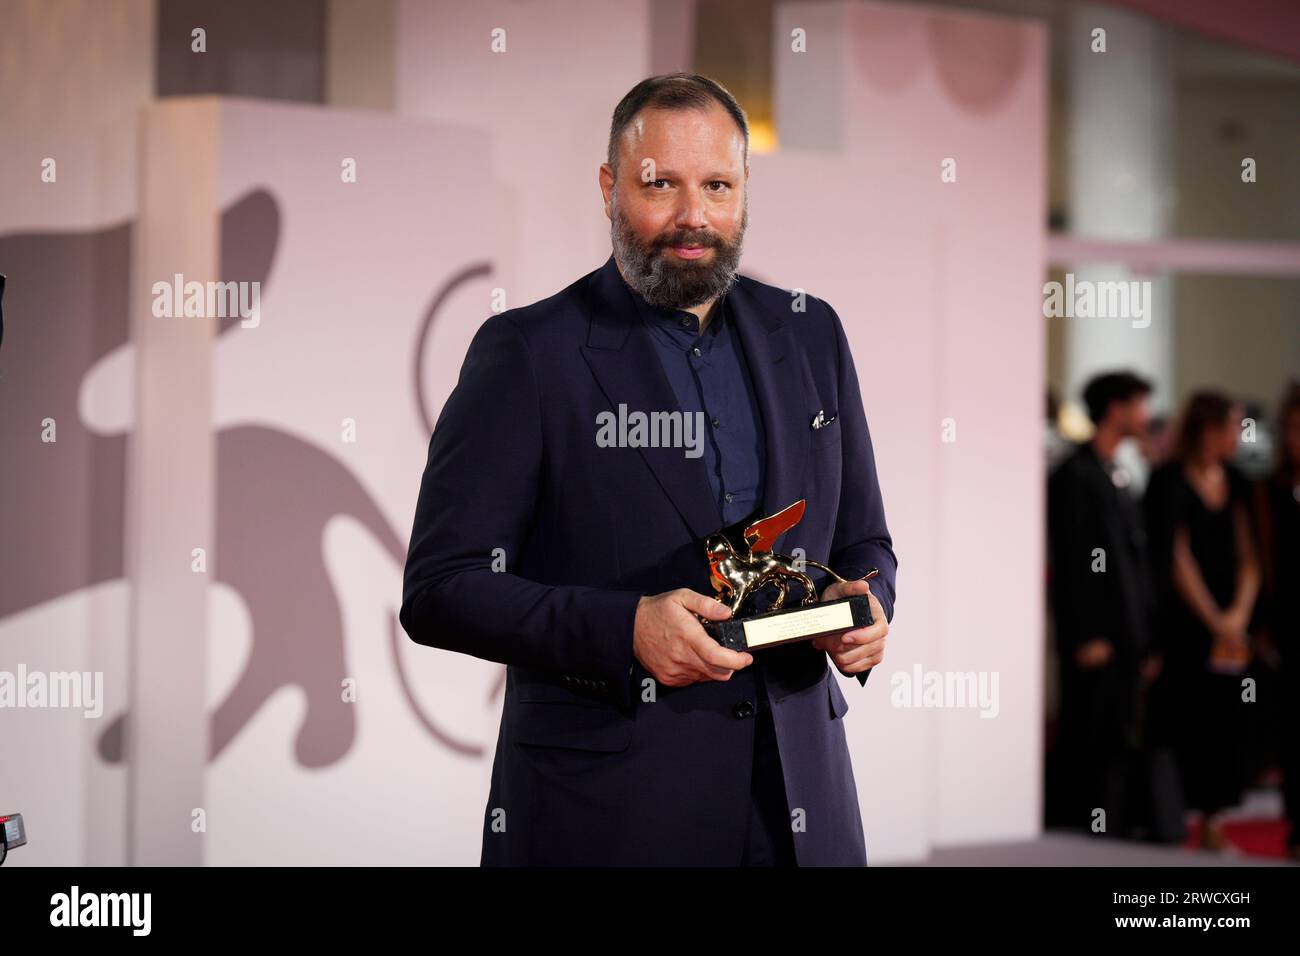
(1140, 415, 1173, 472)
(1047, 371, 1156, 836)
(1145, 391, 1260, 851)
(1254, 383, 1300, 859)
(1046, 387, 1072, 472)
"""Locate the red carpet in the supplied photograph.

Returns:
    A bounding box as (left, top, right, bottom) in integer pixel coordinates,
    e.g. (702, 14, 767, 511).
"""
(1183, 817, 1294, 858)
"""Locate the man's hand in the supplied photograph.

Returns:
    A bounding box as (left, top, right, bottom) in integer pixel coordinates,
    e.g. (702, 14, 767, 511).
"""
(1140, 652, 1163, 683)
(633, 589, 753, 688)
(1074, 638, 1114, 670)
(812, 579, 887, 676)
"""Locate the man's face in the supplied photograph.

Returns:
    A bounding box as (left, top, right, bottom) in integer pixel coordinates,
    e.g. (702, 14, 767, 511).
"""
(1116, 394, 1151, 438)
(600, 102, 748, 310)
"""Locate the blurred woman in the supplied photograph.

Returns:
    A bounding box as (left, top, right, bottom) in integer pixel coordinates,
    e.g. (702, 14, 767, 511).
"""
(1256, 384, 1300, 858)
(1145, 391, 1260, 850)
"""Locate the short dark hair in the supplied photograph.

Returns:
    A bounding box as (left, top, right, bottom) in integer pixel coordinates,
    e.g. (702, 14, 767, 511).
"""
(1082, 371, 1152, 425)
(606, 73, 749, 173)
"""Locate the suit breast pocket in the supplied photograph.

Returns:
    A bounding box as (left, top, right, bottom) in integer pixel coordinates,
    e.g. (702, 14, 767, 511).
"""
(807, 411, 843, 499)
(810, 411, 842, 450)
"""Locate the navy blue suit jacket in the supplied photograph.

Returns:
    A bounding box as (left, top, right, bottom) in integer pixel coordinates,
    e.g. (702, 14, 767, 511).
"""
(400, 255, 897, 865)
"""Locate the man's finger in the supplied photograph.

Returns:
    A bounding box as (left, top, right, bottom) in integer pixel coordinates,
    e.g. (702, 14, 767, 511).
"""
(689, 630, 753, 674)
(842, 587, 888, 644)
(817, 615, 884, 650)
(832, 640, 885, 671)
(679, 589, 731, 621)
(835, 626, 872, 646)
(836, 619, 887, 646)
(824, 578, 871, 602)
(830, 639, 883, 667)
(836, 656, 879, 675)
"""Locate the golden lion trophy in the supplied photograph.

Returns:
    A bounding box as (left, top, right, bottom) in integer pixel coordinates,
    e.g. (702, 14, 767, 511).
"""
(700, 499, 877, 652)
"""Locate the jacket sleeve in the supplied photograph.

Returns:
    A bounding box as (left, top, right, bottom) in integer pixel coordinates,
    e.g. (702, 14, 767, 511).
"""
(1047, 458, 1107, 660)
(822, 301, 899, 688)
(399, 312, 643, 706)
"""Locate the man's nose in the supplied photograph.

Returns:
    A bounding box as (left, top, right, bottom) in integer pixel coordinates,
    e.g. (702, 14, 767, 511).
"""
(674, 190, 709, 230)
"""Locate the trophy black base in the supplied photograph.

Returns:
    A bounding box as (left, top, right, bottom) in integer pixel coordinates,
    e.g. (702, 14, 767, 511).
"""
(704, 595, 872, 652)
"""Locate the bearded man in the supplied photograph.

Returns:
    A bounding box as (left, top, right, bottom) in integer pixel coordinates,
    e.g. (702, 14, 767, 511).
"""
(401, 73, 897, 866)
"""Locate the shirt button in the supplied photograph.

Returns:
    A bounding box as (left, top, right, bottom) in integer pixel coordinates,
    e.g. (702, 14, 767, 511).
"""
(725, 492, 734, 503)
(711, 416, 720, 427)
(732, 700, 756, 720)
(692, 347, 702, 357)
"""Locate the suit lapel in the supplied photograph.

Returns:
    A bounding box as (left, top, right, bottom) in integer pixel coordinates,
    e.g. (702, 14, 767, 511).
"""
(729, 277, 812, 546)
(581, 256, 722, 540)
(580, 255, 813, 547)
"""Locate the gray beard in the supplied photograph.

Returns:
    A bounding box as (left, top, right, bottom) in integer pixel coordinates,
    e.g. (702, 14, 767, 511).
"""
(610, 192, 746, 311)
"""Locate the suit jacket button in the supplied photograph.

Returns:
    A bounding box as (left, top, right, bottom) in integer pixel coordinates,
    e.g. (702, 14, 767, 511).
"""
(732, 700, 755, 719)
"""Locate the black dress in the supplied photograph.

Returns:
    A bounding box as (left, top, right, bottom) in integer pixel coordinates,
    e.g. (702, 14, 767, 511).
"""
(1144, 461, 1255, 816)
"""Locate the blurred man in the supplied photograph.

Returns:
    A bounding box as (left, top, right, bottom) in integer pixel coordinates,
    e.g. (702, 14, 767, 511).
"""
(1139, 415, 1172, 472)
(1047, 371, 1156, 836)
(400, 74, 897, 866)
(1046, 388, 1072, 471)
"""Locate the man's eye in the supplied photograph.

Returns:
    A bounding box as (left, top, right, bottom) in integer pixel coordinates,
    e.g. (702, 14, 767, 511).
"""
(707, 181, 728, 192)
(649, 179, 669, 189)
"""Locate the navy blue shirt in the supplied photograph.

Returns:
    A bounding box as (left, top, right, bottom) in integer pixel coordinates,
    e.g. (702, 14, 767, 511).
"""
(624, 283, 766, 530)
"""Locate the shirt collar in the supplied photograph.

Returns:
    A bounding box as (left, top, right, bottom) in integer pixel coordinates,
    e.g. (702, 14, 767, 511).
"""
(624, 278, 731, 347)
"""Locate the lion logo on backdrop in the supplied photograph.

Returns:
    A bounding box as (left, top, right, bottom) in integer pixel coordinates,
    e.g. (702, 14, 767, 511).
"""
(0, 189, 502, 765)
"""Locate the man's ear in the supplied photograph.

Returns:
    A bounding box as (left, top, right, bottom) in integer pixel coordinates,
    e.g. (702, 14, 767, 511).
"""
(599, 163, 615, 220)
